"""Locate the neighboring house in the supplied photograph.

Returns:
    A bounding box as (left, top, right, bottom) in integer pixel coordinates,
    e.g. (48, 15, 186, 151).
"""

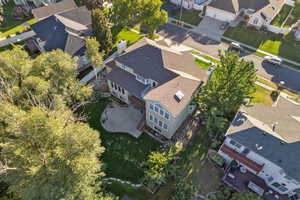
(218, 97, 300, 200)
(29, 5, 91, 58)
(205, 0, 285, 28)
(170, 0, 211, 10)
(31, 0, 77, 19)
(106, 38, 208, 139)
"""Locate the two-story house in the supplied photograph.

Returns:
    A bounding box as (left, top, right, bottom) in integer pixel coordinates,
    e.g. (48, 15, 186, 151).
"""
(218, 96, 300, 200)
(106, 38, 208, 139)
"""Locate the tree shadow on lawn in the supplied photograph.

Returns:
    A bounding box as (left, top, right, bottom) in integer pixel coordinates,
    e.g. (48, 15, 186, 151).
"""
(82, 99, 160, 183)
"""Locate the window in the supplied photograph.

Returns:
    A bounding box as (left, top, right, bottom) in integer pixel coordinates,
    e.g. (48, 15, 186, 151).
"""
(278, 186, 288, 192)
(229, 139, 242, 149)
(111, 82, 114, 88)
(164, 112, 169, 120)
(150, 104, 154, 110)
(154, 117, 158, 124)
(152, 81, 158, 87)
(154, 106, 159, 113)
(158, 120, 163, 128)
(118, 86, 121, 92)
(150, 115, 153, 121)
(242, 148, 250, 155)
(121, 88, 125, 95)
(163, 123, 168, 130)
(159, 109, 164, 116)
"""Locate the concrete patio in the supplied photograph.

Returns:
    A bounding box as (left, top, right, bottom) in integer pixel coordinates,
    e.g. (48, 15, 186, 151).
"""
(101, 103, 144, 138)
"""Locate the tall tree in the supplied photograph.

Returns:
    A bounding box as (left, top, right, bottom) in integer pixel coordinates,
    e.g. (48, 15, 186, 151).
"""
(195, 51, 257, 118)
(0, 47, 112, 199)
(195, 51, 256, 142)
(85, 37, 103, 79)
(91, 9, 113, 55)
(140, 0, 168, 36)
(0, 4, 3, 26)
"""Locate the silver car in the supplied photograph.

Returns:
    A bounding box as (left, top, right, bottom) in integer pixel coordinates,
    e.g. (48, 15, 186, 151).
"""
(264, 56, 282, 65)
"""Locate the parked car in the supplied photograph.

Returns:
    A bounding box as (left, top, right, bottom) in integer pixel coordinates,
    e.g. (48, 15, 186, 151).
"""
(228, 42, 243, 53)
(264, 56, 282, 65)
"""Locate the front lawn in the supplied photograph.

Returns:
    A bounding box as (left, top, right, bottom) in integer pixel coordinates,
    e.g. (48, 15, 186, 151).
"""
(250, 85, 274, 106)
(224, 23, 300, 63)
(0, 1, 36, 38)
(271, 4, 293, 27)
(284, 0, 300, 27)
(195, 58, 210, 70)
(114, 29, 143, 47)
(83, 99, 160, 197)
(173, 8, 202, 26)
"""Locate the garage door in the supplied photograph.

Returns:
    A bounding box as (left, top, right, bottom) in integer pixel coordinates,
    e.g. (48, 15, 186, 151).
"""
(206, 7, 235, 22)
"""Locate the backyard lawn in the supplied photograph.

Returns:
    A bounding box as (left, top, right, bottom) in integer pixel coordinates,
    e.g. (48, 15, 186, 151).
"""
(271, 4, 293, 27)
(250, 85, 274, 106)
(224, 23, 300, 63)
(195, 58, 210, 70)
(173, 8, 202, 26)
(83, 99, 160, 198)
(0, 1, 36, 38)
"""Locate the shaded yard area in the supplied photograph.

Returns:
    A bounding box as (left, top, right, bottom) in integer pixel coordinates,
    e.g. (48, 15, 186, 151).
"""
(224, 23, 300, 63)
(250, 85, 274, 106)
(271, 4, 293, 27)
(83, 99, 160, 198)
(173, 8, 202, 26)
(0, 1, 36, 38)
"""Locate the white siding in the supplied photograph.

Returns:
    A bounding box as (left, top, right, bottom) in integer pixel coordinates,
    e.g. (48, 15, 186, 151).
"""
(107, 79, 129, 104)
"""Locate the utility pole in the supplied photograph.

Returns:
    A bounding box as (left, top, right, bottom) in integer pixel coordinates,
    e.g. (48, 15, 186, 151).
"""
(179, 0, 183, 27)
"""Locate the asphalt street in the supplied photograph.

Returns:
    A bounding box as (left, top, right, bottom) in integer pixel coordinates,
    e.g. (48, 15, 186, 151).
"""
(158, 24, 300, 93)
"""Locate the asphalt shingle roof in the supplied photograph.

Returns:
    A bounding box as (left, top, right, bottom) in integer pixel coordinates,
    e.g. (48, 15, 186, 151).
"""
(227, 97, 300, 181)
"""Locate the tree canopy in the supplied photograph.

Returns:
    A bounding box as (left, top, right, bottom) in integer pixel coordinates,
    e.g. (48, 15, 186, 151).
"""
(0, 47, 110, 200)
(0, 5, 3, 26)
(92, 8, 113, 55)
(230, 191, 262, 200)
(195, 51, 256, 141)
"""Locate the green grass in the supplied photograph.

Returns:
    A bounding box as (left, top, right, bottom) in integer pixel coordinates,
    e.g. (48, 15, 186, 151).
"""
(191, 50, 220, 63)
(173, 8, 202, 26)
(114, 29, 143, 47)
(194, 58, 210, 70)
(271, 4, 293, 27)
(224, 22, 300, 63)
(0, 1, 36, 38)
(250, 85, 274, 106)
(105, 182, 152, 200)
(284, 0, 300, 28)
(82, 99, 160, 197)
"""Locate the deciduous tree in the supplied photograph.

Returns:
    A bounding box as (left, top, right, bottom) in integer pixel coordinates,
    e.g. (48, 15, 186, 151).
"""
(0, 5, 4, 26)
(92, 9, 113, 55)
(85, 37, 103, 79)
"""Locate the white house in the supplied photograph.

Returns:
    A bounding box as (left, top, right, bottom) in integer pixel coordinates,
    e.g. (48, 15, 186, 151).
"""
(205, 0, 285, 28)
(218, 97, 300, 200)
(170, 0, 211, 10)
(106, 38, 208, 139)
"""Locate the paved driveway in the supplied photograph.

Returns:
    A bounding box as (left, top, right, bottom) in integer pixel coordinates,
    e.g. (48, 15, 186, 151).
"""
(101, 103, 143, 138)
(191, 16, 226, 42)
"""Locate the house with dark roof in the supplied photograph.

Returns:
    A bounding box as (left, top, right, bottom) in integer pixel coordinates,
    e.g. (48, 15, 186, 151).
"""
(205, 0, 285, 28)
(218, 96, 300, 200)
(106, 38, 208, 139)
(29, 5, 91, 57)
(31, 0, 77, 19)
